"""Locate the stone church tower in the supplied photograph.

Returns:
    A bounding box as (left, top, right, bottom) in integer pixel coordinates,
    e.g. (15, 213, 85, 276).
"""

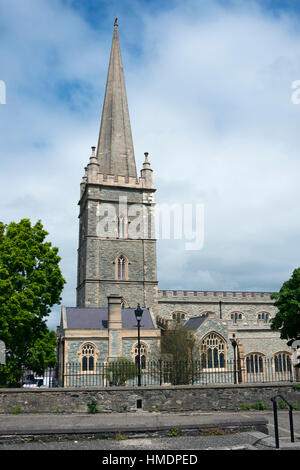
(76, 20, 158, 313)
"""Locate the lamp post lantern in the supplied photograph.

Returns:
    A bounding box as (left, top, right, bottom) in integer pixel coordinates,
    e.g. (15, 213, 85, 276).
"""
(135, 304, 143, 386)
(230, 334, 238, 384)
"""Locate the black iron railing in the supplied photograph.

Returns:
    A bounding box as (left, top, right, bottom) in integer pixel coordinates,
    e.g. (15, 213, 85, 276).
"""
(61, 358, 295, 388)
(271, 394, 295, 449)
(7, 358, 296, 388)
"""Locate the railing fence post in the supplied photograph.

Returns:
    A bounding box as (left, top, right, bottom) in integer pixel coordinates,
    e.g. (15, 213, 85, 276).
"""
(271, 397, 280, 449)
(289, 405, 295, 443)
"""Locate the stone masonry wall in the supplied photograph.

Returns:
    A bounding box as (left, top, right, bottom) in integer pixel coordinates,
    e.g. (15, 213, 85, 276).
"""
(0, 384, 298, 414)
(157, 290, 291, 360)
(77, 182, 157, 309)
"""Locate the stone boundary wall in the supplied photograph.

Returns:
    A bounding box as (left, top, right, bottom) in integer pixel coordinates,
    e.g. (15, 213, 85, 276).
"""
(0, 383, 299, 414)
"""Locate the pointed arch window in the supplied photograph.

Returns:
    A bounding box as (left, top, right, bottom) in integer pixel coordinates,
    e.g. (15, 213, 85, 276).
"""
(200, 333, 226, 369)
(246, 353, 265, 373)
(78, 342, 99, 373)
(132, 342, 149, 370)
(274, 352, 291, 373)
(118, 256, 125, 279)
(115, 254, 129, 280)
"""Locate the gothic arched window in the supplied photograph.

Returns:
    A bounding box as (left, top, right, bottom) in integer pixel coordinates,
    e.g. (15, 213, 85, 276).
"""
(115, 254, 128, 280)
(246, 353, 264, 373)
(274, 352, 291, 373)
(78, 343, 98, 372)
(132, 342, 149, 370)
(200, 333, 226, 369)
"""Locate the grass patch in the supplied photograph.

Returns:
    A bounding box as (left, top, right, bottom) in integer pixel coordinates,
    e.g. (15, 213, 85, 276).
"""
(201, 429, 224, 436)
(251, 402, 267, 410)
(240, 402, 267, 411)
(115, 432, 128, 441)
(240, 404, 251, 411)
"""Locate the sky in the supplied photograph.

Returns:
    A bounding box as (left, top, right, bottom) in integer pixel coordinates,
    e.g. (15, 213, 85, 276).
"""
(1, 0, 300, 331)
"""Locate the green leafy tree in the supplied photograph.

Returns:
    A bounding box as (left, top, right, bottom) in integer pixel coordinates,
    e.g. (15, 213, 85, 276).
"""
(270, 267, 300, 346)
(160, 321, 199, 385)
(0, 219, 66, 385)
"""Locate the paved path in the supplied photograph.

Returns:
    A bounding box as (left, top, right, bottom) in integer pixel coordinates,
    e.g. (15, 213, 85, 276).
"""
(0, 410, 268, 436)
(0, 410, 299, 451)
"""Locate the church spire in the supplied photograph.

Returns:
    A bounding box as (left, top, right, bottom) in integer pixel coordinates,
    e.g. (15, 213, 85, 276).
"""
(96, 19, 137, 179)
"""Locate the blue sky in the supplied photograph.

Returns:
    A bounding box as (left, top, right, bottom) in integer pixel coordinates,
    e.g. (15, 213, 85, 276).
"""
(1, 0, 300, 330)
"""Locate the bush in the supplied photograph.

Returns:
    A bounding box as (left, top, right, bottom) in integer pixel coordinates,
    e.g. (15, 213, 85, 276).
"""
(87, 399, 101, 414)
(106, 358, 138, 386)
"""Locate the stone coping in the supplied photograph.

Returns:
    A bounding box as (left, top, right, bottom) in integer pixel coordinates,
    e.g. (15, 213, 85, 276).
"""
(0, 382, 297, 394)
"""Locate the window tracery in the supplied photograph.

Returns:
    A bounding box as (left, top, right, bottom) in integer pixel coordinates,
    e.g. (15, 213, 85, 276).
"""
(78, 342, 99, 372)
(245, 353, 265, 373)
(200, 333, 226, 369)
(114, 254, 128, 280)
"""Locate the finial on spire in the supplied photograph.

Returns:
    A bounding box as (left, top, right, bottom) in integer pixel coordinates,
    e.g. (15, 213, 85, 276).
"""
(114, 17, 118, 27)
(141, 151, 153, 187)
(89, 146, 98, 165)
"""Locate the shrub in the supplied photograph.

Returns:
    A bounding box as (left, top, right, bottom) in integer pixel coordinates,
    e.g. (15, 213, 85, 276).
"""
(87, 398, 100, 414)
(106, 357, 138, 386)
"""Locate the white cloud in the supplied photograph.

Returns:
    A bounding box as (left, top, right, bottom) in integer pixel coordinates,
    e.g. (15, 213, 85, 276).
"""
(0, 0, 300, 330)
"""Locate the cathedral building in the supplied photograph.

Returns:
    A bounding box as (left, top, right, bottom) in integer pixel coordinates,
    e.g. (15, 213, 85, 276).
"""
(57, 21, 294, 385)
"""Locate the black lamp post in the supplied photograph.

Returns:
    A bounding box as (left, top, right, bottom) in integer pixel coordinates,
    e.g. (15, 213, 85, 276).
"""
(135, 303, 143, 386)
(230, 334, 238, 384)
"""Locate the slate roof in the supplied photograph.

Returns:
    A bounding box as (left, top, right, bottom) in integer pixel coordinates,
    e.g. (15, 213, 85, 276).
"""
(65, 307, 155, 330)
(183, 315, 207, 331)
